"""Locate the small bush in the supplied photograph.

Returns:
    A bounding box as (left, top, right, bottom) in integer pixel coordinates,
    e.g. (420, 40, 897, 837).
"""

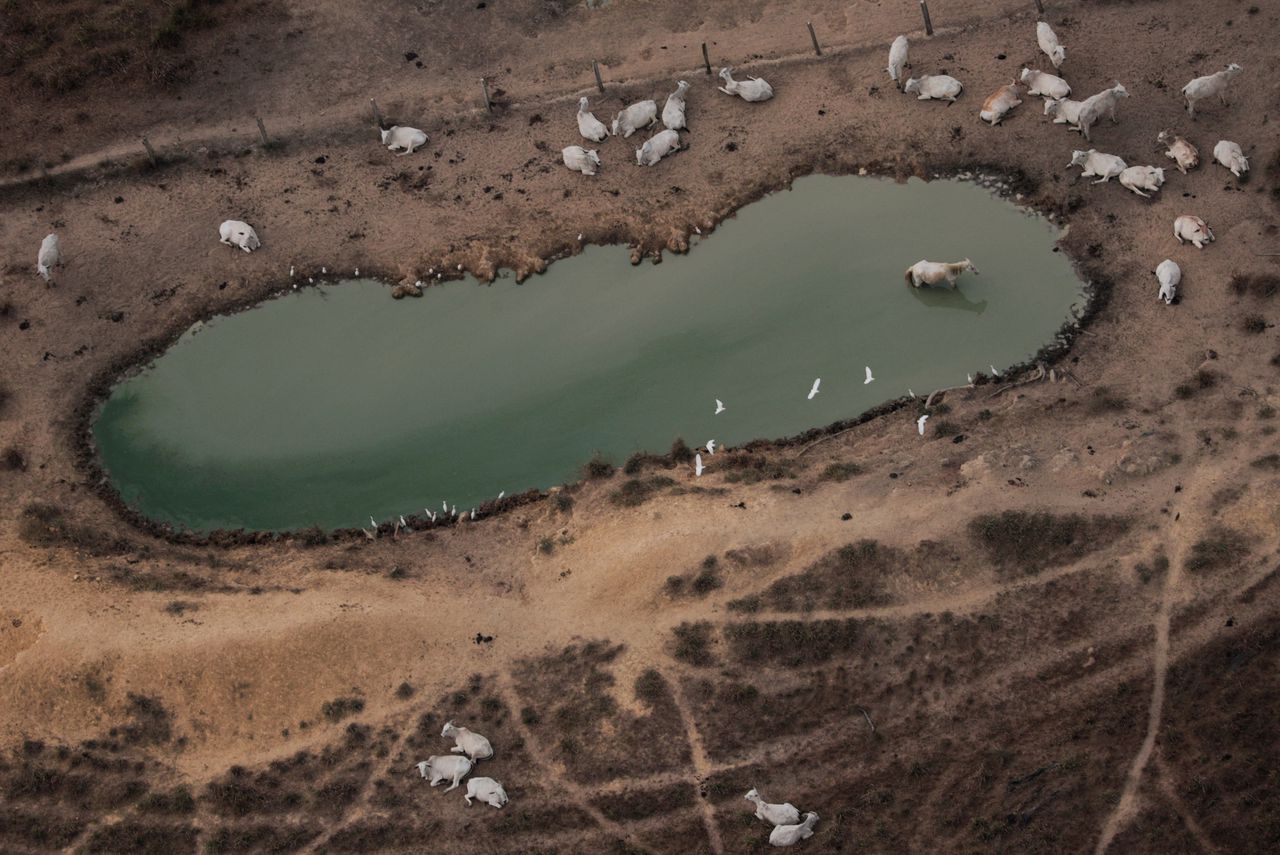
(1089, 387, 1128, 413)
(1242, 314, 1268, 334)
(320, 697, 365, 723)
(1185, 527, 1250, 573)
(553, 493, 574, 513)
(969, 511, 1129, 576)
(819, 461, 863, 482)
(395, 682, 415, 699)
(163, 600, 197, 615)
(1196, 369, 1219, 389)
(721, 455, 797, 484)
(610, 476, 676, 507)
(634, 669, 667, 705)
(1174, 383, 1195, 400)
(671, 622, 716, 666)
(136, 786, 196, 815)
(583, 454, 614, 479)
(933, 419, 961, 437)
(2, 448, 24, 471)
(537, 536, 555, 554)
(669, 438, 695, 463)
(1229, 272, 1280, 299)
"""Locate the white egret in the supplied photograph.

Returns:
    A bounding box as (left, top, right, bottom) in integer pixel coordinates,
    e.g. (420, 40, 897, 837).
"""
(865, 366, 875, 385)
(443, 500, 448, 512)
(908, 389, 916, 398)
(808, 378, 821, 400)
(967, 373, 974, 385)
(990, 364, 1001, 377)
(322, 267, 327, 274)
(289, 265, 295, 277)
(917, 414, 929, 435)
(354, 267, 360, 276)
(706, 440, 716, 455)
(715, 399, 725, 414)
(370, 516, 378, 528)
(470, 508, 476, 520)
(695, 453, 704, 477)
(497, 491, 505, 500)
(399, 515, 407, 527)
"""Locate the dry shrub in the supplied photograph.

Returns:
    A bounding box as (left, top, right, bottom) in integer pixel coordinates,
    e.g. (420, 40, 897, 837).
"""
(729, 540, 893, 612)
(968, 511, 1130, 577)
(18, 503, 133, 555)
(610, 476, 676, 507)
(819, 461, 863, 482)
(320, 697, 364, 723)
(1230, 272, 1280, 299)
(1184, 528, 1250, 573)
(672, 622, 717, 666)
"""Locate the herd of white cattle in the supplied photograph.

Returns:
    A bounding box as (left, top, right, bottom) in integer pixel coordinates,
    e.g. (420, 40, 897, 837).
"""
(885, 20, 1246, 306)
(415, 719, 820, 846)
(33, 20, 1248, 313)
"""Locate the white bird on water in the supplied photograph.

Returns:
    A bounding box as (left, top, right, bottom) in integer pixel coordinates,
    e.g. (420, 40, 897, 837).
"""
(714, 399, 725, 415)
(695, 453, 704, 477)
(706, 439, 716, 455)
(808, 379, 821, 400)
(865, 366, 875, 385)
(917, 414, 929, 436)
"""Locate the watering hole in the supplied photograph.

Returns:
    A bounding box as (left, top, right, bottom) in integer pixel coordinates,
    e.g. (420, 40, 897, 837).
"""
(93, 175, 1086, 532)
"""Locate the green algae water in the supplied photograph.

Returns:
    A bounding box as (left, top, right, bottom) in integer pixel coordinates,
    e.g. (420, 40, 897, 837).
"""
(94, 176, 1085, 532)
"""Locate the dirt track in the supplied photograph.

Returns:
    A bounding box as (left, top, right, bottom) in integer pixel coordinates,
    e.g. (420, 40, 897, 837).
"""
(1, 0, 1279, 852)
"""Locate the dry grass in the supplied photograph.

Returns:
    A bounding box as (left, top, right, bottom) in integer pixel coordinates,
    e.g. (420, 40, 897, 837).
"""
(968, 510, 1130, 578)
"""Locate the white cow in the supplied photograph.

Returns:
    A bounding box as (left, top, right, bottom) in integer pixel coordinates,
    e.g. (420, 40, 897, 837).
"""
(718, 67, 773, 102)
(464, 777, 509, 808)
(1118, 165, 1164, 198)
(611, 100, 658, 137)
(903, 75, 963, 102)
(980, 83, 1022, 125)
(636, 129, 681, 166)
(745, 789, 801, 826)
(1213, 140, 1249, 177)
(1069, 149, 1126, 183)
(219, 220, 260, 253)
(36, 233, 61, 282)
(1044, 97, 1085, 126)
(562, 146, 601, 176)
(1157, 131, 1199, 174)
(1020, 68, 1070, 100)
(1036, 21, 1066, 68)
(576, 97, 609, 142)
(662, 80, 690, 130)
(380, 125, 428, 155)
(1074, 83, 1128, 141)
(416, 755, 473, 792)
(1182, 63, 1243, 116)
(887, 35, 909, 90)
(905, 259, 979, 289)
(1156, 260, 1180, 305)
(442, 721, 494, 760)
(770, 812, 820, 847)
(1173, 215, 1214, 249)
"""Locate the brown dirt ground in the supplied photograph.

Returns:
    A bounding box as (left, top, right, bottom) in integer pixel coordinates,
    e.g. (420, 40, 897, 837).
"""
(2, 0, 1280, 852)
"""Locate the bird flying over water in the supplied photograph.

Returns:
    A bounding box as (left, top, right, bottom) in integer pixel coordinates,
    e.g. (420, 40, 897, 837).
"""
(865, 366, 875, 385)
(808, 378, 821, 400)
(706, 440, 716, 455)
(714, 399, 725, 414)
(917, 414, 929, 436)
(695, 453, 704, 477)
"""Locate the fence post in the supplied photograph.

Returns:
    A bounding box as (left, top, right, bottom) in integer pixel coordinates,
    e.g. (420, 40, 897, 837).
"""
(807, 21, 822, 56)
(141, 137, 157, 166)
(255, 116, 269, 146)
(920, 0, 934, 36)
(481, 77, 493, 113)
(592, 60, 605, 93)
(701, 42, 712, 75)
(370, 99, 385, 128)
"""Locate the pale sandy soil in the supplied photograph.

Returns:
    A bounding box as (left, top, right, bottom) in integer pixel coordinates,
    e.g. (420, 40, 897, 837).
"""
(1, 0, 1279, 852)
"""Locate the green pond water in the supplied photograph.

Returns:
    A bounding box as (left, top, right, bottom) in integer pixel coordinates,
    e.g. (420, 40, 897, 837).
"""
(94, 176, 1085, 532)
